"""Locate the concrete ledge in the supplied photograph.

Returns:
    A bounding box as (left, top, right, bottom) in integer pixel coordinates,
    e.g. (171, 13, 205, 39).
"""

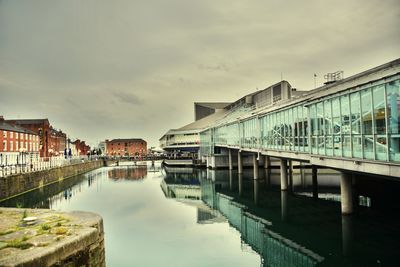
(0, 208, 105, 267)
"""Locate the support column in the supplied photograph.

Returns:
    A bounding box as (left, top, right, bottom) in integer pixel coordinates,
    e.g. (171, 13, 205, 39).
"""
(264, 155, 270, 169)
(228, 149, 233, 170)
(238, 151, 243, 174)
(340, 171, 354, 215)
(288, 160, 293, 192)
(253, 153, 259, 180)
(312, 165, 318, 199)
(280, 159, 288, 191)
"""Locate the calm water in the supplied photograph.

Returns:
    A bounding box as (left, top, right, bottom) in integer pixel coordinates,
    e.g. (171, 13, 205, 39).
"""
(1, 163, 399, 267)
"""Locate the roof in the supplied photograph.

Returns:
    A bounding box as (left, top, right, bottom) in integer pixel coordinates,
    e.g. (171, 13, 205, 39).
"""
(5, 119, 50, 125)
(107, 138, 146, 143)
(0, 121, 37, 135)
(194, 102, 231, 109)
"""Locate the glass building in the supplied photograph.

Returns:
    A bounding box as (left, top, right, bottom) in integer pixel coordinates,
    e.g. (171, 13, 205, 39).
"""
(200, 75, 400, 163)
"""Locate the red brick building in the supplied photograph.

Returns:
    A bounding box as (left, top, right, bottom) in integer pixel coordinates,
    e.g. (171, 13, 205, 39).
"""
(5, 118, 51, 158)
(0, 116, 40, 165)
(105, 138, 147, 157)
(49, 128, 67, 157)
(72, 139, 90, 156)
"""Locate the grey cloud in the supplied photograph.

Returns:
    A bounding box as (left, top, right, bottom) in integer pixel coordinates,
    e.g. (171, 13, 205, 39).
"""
(112, 91, 143, 106)
(0, 0, 399, 147)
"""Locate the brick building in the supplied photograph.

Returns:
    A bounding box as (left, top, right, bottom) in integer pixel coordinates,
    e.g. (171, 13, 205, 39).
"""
(72, 139, 90, 156)
(5, 118, 51, 158)
(49, 128, 67, 157)
(0, 116, 40, 165)
(105, 138, 147, 157)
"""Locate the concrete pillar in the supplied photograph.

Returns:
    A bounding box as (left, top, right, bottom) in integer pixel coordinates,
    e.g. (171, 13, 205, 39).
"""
(238, 151, 243, 174)
(340, 171, 354, 215)
(264, 155, 270, 169)
(288, 160, 293, 192)
(280, 159, 288, 191)
(253, 154, 259, 180)
(312, 165, 318, 199)
(228, 149, 233, 170)
(238, 173, 243, 196)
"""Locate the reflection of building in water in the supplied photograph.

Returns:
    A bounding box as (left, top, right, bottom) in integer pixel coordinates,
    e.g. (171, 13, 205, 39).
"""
(160, 174, 226, 224)
(200, 178, 324, 267)
(108, 167, 147, 180)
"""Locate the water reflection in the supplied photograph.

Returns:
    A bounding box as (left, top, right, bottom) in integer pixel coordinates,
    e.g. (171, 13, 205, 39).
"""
(108, 166, 147, 181)
(162, 166, 400, 267)
(0, 164, 398, 266)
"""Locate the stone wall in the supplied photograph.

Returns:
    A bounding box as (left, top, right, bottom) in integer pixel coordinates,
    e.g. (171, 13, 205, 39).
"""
(0, 160, 104, 201)
(0, 208, 105, 267)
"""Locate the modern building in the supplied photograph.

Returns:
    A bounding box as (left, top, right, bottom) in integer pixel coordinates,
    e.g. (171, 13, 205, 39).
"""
(105, 138, 147, 157)
(194, 102, 231, 121)
(0, 116, 40, 166)
(160, 81, 298, 158)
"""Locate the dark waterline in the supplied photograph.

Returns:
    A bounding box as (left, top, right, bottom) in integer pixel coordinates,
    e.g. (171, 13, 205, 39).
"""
(1, 163, 399, 267)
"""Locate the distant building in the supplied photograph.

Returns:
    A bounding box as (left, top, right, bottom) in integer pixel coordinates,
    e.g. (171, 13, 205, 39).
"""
(0, 116, 40, 165)
(49, 128, 67, 157)
(72, 139, 90, 156)
(105, 138, 147, 157)
(98, 141, 106, 155)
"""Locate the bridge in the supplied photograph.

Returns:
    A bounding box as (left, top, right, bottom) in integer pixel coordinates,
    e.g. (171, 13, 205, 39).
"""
(194, 59, 400, 215)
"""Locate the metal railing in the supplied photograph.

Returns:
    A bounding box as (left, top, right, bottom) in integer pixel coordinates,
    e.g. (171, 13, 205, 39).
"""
(0, 156, 96, 177)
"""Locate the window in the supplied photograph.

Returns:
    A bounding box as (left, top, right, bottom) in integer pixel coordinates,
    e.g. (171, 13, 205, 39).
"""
(10, 132, 13, 138)
(10, 141, 13, 151)
(2, 131, 6, 138)
(2, 141, 6, 151)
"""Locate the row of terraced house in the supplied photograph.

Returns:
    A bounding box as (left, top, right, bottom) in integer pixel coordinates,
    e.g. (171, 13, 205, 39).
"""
(0, 116, 91, 167)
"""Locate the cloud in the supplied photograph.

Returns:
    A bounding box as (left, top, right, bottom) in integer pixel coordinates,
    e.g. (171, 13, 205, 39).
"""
(112, 91, 143, 106)
(0, 0, 399, 147)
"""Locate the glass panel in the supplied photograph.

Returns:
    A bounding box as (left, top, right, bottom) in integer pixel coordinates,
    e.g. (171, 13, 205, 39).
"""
(361, 89, 373, 135)
(351, 92, 361, 135)
(387, 79, 400, 162)
(376, 136, 387, 161)
(373, 85, 386, 134)
(352, 135, 362, 158)
(343, 136, 351, 157)
(364, 136, 374, 159)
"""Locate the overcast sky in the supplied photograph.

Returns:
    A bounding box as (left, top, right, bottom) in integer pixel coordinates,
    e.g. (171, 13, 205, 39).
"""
(0, 0, 399, 147)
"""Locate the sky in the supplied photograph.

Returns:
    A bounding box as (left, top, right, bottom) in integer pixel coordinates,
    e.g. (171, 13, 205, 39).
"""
(0, 0, 399, 148)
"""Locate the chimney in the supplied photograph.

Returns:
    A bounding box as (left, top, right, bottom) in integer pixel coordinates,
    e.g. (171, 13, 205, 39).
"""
(0, 115, 4, 122)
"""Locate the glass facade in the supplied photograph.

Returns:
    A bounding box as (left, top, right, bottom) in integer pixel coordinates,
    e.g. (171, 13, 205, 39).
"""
(201, 77, 400, 163)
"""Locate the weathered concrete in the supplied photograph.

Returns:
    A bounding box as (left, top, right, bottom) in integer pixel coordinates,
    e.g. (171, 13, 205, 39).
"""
(0, 208, 105, 267)
(0, 161, 103, 201)
(340, 172, 354, 215)
(253, 154, 259, 180)
(238, 151, 243, 174)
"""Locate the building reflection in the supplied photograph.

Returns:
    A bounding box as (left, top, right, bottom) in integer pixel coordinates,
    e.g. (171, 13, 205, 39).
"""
(161, 167, 400, 267)
(108, 166, 147, 181)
